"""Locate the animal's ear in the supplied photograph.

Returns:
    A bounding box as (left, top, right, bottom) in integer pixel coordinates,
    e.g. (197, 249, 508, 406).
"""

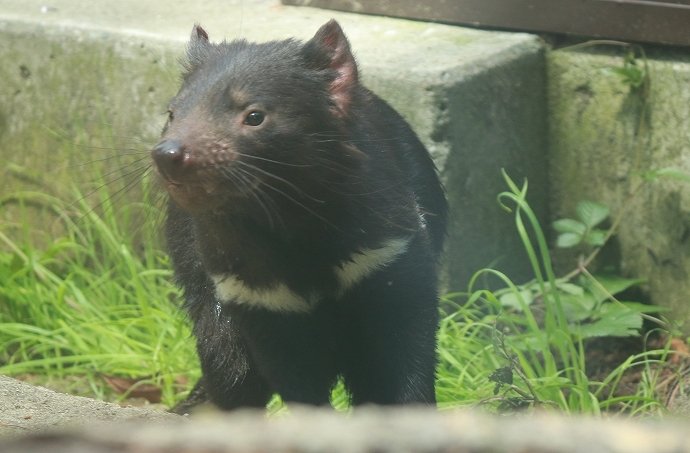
(186, 24, 211, 68)
(303, 20, 358, 118)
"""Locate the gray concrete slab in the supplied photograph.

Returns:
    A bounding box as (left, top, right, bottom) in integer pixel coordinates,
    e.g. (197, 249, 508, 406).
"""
(0, 0, 547, 290)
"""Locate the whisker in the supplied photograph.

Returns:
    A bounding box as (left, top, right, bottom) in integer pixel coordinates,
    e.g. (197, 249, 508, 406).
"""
(253, 176, 340, 232)
(72, 152, 149, 167)
(230, 167, 284, 229)
(256, 188, 285, 229)
(73, 162, 152, 210)
(233, 151, 313, 168)
(218, 166, 248, 194)
(307, 131, 400, 144)
(73, 165, 152, 223)
(235, 160, 325, 204)
(310, 154, 358, 173)
(93, 156, 152, 186)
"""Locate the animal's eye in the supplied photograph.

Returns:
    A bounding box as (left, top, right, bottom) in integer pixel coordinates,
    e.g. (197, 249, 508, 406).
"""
(243, 110, 265, 127)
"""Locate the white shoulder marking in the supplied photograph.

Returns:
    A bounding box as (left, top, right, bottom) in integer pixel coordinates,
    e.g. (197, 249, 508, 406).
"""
(415, 200, 428, 230)
(211, 274, 313, 313)
(335, 237, 411, 292)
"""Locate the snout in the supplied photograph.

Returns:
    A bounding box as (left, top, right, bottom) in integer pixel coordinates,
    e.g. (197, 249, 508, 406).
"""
(151, 139, 189, 183)
(151, 138, 231, 212)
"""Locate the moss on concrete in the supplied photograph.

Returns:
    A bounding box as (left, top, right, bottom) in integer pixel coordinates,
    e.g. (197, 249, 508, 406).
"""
(0, 24, 180, 242)
(0, 25, 179, 185)
(548, 46, 690, 332)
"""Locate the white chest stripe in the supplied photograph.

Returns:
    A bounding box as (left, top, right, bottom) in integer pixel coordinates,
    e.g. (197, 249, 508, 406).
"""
(211, 237, 411, 313)
(211, 274, 313, 313)
(334, 237, 411, 292)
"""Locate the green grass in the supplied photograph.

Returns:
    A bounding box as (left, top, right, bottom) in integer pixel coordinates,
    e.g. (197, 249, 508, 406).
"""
(0, 177, 198, 407)
(435, 172, 671, 415)
(0, 168, 674, 414)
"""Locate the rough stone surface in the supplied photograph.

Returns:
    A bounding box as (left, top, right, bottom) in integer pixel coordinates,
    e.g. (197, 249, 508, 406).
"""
(3, 375, 690, 453)
(0, 375, 178, 439)
(441, 41, 548, 289)
(548, 46, 690, 332)
(0, 0, 548, 291)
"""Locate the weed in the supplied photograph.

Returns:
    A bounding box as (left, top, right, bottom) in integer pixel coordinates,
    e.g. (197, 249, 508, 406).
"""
(435, 171, 669, 414)
(0, 176, 198, 407)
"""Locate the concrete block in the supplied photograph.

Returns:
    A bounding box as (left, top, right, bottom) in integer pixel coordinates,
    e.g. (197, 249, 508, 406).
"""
(548, 46, 690, 331)
(0, 0, 548, 291)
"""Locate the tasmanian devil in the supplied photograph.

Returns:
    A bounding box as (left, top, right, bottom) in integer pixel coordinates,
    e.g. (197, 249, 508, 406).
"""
(151, 19, 447, 410)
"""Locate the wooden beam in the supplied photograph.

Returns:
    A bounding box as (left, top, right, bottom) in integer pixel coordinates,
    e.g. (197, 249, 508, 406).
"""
(282, 0, 690, 46)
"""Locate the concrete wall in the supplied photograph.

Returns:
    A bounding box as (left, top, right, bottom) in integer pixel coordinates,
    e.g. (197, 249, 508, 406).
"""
(0, 0, 548, 293)
(548, 46, 690, 332)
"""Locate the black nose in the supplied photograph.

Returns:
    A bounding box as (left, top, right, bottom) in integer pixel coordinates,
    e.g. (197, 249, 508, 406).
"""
(152, 139, 186, 181)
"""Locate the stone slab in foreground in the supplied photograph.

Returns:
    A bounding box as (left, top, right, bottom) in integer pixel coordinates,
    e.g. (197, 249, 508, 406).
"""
(2, 375, 690, 453)
(0, 375, 177, 438)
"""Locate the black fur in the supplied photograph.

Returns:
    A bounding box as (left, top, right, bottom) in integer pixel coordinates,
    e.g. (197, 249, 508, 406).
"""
(152, 20, 447, 410)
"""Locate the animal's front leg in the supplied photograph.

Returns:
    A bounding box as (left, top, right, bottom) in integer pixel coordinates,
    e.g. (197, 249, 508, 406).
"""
(193, 301, 273, 410)
(234, 306, 339, 406)
(340, 246, 440, 406)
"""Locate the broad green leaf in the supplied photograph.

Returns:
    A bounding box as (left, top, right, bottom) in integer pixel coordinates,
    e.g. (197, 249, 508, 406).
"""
(576, 201, 609, 228)
(600, 303, 643, 332)
(556, 232, 582, 248)
(584, 229, 607, 247)
(573, 304, 642, 338)
(560, 293, 597, 322)
(588, 275, 645, 304)
(611, 66, 645, 88)
(553, 218, 587, 235)
(499, 289, 534, 311)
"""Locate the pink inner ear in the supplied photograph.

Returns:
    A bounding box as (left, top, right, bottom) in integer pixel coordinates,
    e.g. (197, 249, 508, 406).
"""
(321, 31, 338, 49)
(315, 20, 358, 118)
(330, 63, 356, 117)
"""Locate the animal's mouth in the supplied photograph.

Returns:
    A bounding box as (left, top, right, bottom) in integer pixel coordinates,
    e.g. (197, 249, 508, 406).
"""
(157, 172, 230, 213)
